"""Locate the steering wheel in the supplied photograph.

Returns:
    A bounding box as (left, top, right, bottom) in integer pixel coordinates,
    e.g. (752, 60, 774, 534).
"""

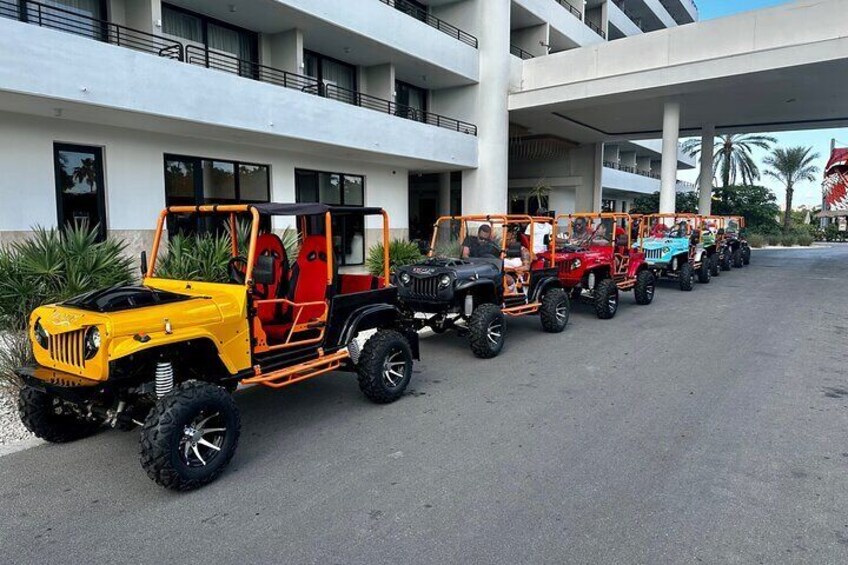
(228, 256, 248, 284)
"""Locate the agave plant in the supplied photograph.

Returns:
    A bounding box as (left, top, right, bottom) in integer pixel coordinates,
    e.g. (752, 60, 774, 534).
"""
(366, 239, 424, 276)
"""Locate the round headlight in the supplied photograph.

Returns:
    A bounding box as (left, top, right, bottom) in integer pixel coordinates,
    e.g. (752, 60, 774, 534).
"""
(84, 326, 101, 360)
(34, 319, 49, 349)
(662, 246, 671, 254)
(571, 259, 582, 270)
(438, 274, 451, 288)
(399, 272, 411, 285)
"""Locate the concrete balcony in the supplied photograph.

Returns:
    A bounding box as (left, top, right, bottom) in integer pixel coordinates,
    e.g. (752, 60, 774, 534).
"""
(512, 0, 606, 51)
(618, 0, 676, 32)
(660, 0, 698, 25)
(0, 17, 477, 170)
(603, 165, 695, 195)
(608, 1, 643, 38)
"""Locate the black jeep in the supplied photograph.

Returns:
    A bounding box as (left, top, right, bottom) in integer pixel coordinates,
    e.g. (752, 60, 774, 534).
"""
(395, 215, 569, 358)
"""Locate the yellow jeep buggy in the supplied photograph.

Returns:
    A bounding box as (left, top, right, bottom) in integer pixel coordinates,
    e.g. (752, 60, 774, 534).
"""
(16, 203, 419, 490)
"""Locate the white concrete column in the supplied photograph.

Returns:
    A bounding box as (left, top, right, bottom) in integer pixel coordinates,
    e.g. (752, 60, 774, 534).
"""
(659, 101, 681, 214)
(699, 125, 715, 215)
(461, 0, 511, 215)
(592, 143, 604, 212)
(438, 172, 451, 217)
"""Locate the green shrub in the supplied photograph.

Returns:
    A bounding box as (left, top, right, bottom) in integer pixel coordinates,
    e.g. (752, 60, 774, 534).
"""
(797, 234, 814, 246)
(366, 239, 423, 276)
(766, 234, 782, 247)
(433, 240, 462, 259)
(747, 233, 765, 248)
(780, 234, 796, 247)
(156, 227, 299, 282)
(0, 225, 134, 389)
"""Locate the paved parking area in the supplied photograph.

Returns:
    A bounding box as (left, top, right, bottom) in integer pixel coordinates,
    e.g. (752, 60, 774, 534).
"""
(1, 245, 847, 564)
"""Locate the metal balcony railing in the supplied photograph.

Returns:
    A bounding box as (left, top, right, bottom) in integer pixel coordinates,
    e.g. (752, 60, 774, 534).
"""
(187, 46, 478, 136)
(553, 0, 583, 20)
(1, 5, 477, 136)
(612, 0, 646, 31)
(604, 160, 694, 188)
(0, 0, 183, 59)
(510, 44, 535, 60)
(324, 84, 478, 136)
(378, 0, 478, 48)
(586, 19, 607, 39)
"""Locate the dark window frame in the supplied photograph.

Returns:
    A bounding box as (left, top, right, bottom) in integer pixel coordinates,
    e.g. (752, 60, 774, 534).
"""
(303, 49, 358, 92)
(53, 142, 108, 242)
(294, 168, 366, 266)
(161, 2, 259, 63)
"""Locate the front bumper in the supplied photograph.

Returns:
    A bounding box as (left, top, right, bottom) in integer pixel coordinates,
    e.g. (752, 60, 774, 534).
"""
(16, 365, 104, 402)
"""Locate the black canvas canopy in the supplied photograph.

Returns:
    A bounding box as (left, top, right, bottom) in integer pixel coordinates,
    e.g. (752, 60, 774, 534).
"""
(250, 203, 383, 216)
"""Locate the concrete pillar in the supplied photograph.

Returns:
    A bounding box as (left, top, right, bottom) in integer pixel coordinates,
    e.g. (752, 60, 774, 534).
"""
(659, 101, 681, 214)
(438, 172, 451, 217)
(461, 0, 510, 215)
(592, 143, 604, 212)
(699, 125, 715, 215)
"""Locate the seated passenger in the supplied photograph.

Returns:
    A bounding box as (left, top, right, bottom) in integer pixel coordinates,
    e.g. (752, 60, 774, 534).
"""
(570, 218, 591, 245)
(650, 223, 669, 238)
(461, 224, 499, 259)
(503, 229, 530, 294)
(525, 207, 553, 254)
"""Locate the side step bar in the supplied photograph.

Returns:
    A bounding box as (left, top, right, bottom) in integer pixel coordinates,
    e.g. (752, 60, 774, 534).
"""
(241, 350, 351, 389)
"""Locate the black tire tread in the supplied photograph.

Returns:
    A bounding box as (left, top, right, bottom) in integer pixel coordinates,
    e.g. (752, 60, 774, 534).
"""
(139, 381, 240, 491)
(468, 303, 505, 359)
(679, 261, 695, 291)
(593, 278, 619, 320)
(356, 329, 412, 404)
(634, 270, 655, 305)
(18, 387, 100, 443)
(540, 288, 569, 333)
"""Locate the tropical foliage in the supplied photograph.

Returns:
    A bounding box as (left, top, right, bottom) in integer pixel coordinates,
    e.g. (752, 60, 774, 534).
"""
(682, 134, 777, 187)
(762, 146, 820, 231)
(366, 239, 424, 276)
(630, 191, 699, 214)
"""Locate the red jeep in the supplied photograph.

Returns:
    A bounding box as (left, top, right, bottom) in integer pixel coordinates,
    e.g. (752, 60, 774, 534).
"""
(541, 213, 656, 319)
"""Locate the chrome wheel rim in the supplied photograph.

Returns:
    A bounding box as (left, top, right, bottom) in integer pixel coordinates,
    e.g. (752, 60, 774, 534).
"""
(646, 283, 655, 299)
(382, 349, 408, 388)
(487, 319, 503, 346)
(608, 293, 618, 312)
(555, 302, 568, 322)
(180, 411, 226, 468)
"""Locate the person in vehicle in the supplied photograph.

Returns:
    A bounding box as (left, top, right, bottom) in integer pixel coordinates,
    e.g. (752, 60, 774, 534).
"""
(570, 217, 592, 245)
(650, 222, 669, 238)
(525, 207, 553, 254)
(504, 228, 530, 294)
(461, 224, 499, 259)
(672, 220, 690, 238)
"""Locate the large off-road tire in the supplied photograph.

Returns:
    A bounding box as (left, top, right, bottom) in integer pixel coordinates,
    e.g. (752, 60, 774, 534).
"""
(468, 303, 505, 359)
(540, 288, 569, 333)
(720, 250, 732, 272)
(742, 246, 751, 265)
(709, 254, 721, 277)
(18, 387, 100, 443)
(697, 256, 711, 284)
(357, 329, 413, 403)
(732, 248, 744, 268)
(593, 278, 619, 320)
(679, 261, 695, 291)
(634, 270, 656, 305)
(140, 381, 240, 491)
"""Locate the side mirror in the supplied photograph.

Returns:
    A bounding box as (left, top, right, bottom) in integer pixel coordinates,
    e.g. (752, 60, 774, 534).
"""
(253, 255, 276, 286)
(140, 251, 148, 278)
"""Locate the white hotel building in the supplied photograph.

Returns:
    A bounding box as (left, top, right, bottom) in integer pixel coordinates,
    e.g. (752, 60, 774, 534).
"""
(0, 0, 697, 259)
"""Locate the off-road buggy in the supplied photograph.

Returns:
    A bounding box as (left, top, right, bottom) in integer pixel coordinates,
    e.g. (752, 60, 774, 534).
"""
(720, 215, 751, 268)
(698, 216, 724, 277)
(638, 213, 711, 291)
(540, 213, 656, 319)
(394, 215, 569, 358)
(16, 203, 419, 490)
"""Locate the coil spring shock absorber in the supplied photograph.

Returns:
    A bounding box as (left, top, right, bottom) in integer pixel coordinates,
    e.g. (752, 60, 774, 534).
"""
(155, 360, 174, 398)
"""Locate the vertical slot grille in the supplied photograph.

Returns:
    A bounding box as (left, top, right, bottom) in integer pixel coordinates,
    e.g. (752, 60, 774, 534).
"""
(48, 329, 86, 369)
(411, 276, 439, 298)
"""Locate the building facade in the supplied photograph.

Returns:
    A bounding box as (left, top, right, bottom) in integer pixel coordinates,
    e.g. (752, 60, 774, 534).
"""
(0, 0, 697, 259)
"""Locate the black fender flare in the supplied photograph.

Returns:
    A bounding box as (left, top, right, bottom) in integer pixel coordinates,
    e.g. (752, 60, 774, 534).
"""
(455, 279, 498, 303)
(530, 276, 562, 303)
(338, 304, 420, 361)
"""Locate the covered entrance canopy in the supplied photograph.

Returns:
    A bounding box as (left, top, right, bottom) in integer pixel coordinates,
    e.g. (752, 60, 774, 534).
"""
(509, 0, 848, 214)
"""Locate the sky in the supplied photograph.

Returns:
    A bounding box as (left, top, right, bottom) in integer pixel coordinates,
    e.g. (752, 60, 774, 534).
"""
(674, 0, 847, 209)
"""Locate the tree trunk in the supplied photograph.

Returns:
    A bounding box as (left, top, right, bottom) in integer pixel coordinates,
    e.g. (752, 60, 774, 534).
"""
(721, 147, 731, 187)
(783, 184, 794, 231)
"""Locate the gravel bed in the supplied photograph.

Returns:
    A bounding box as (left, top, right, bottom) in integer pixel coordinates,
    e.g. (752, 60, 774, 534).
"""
(0, 388, 33, 447)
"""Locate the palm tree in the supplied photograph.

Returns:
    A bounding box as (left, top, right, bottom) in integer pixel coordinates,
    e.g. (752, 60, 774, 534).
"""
(682, 133, 777, 188)
(762, 146, 820, 231)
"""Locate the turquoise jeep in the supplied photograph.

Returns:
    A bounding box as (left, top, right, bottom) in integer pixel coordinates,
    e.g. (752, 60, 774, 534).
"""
(638, 215, 710, 291)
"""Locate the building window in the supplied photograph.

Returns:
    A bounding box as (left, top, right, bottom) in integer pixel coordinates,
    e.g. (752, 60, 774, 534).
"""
(602, 199, 616, 213)
(164, 154, 270, 235)
(162, 3, 258, 64)
(54, 143, 107, 241)
(304, 51, 357, 105)
(295, 169, 365, 266)
(395, 80, 428, 122)
(12, 0, 107, 40)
